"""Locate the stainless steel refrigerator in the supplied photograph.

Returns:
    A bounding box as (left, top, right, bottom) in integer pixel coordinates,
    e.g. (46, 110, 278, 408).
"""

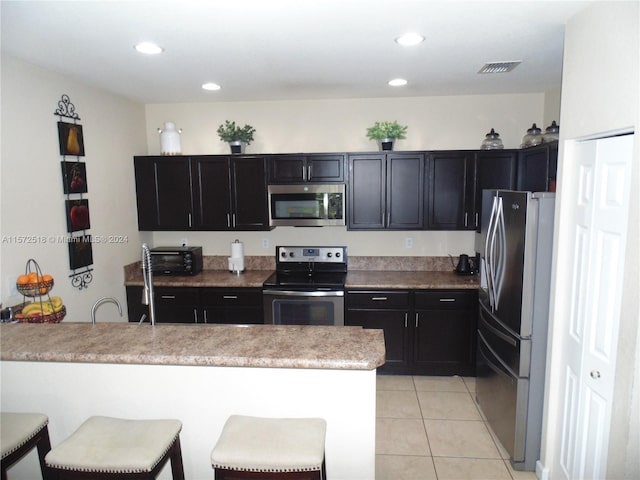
(475, 190, 555, 471)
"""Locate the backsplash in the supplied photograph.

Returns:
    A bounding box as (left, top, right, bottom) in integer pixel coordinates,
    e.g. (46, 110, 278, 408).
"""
(124, 255, 455, 279)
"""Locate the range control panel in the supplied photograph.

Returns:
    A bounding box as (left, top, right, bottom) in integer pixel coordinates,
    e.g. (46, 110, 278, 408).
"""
(276, 246, 347, 264)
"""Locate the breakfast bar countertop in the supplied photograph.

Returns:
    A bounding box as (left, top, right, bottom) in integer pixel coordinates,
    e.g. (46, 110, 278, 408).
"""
(0, 323, 386, 371)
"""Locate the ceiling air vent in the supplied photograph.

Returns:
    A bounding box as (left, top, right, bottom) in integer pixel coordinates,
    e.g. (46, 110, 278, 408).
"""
(478, 61, 521, 74)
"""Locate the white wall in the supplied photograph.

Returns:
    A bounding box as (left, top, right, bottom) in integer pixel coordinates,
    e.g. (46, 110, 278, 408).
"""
(541, 1, 639, 478)
(145, 93, 546, 257)
(0, 54, 147, 322)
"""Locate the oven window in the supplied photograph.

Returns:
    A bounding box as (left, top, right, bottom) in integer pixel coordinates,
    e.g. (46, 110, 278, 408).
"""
(273, 299, 337, 326)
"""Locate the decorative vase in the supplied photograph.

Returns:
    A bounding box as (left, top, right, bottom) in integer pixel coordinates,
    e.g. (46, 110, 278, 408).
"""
(378, 138, 394, 151)
(158, 122, 182, 155)
(229, 141, 246, 154)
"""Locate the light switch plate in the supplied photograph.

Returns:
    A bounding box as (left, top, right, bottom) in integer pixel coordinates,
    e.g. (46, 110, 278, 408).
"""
(262, 238, 269, 249)
(405, 237, 413, 248)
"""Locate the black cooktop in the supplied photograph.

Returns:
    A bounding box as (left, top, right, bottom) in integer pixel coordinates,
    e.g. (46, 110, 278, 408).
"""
(263, 271, 346, 289)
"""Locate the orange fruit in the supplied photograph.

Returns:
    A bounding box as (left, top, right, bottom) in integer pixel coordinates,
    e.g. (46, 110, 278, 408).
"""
(27, 272, 38, 284)
(42, 274, 53, 282)
(17, 274, 30, 285)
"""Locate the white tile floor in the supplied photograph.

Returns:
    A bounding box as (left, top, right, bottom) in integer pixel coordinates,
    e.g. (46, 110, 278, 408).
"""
(376, 375, 538, 480)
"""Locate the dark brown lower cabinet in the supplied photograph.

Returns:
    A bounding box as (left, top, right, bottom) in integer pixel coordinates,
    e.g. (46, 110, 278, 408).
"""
(346, 289, 478, 375)
(346, 291, 411, 374)
(200, 288, 263, 324)
(413, 290, 477, 376)
(125, 286, 263, 324)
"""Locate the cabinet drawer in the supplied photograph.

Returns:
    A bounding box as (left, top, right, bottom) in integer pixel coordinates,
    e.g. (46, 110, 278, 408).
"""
(201, 289, 262, 307)
(347, 291, 409, 309)
(415, 290, 477, 309)
(154, 288, 199, 306)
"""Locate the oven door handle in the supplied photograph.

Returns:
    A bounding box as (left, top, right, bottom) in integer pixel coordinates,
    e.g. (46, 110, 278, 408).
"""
(263, 289, 344, 297)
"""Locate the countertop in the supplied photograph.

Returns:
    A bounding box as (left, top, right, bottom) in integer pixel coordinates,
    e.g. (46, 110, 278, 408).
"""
(0, 323, 386, 370)
(124, 269, 273, 288)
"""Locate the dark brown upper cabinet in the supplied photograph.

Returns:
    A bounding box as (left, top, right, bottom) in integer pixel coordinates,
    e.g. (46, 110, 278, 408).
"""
(268, 153, 345, 183)
(427, 151, 476, 230)
(134, 155, 270, 231)
(348, 152, 425, 230)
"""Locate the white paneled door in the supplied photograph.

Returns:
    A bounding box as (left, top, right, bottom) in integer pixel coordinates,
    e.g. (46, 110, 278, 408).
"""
(554, 133, 633, 480)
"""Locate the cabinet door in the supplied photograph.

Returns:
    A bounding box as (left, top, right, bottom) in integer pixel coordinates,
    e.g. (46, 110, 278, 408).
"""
(231, 156, 270, 230)
(517, 143, 557, 192)
(427, 152, 475, 230)
(475, 150, 517, 228)
(201, 288, 263, 324)
(347, 309, 410, 374)
(387, 153, 425, 229)
(348, 154, 386, 229)
(192, 156, 232, 229)
(413, 290, 477, 376)
(153, 287, 201, 323)
(268, 155, 306, 183)
(307, 154, 345, 182)
(134, 156, 193, 230)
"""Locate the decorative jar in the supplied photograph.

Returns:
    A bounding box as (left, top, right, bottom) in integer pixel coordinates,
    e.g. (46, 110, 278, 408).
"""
(158, 122, 182, 155)
(521, 123, 543, 148)
(480, 128, 504, 150)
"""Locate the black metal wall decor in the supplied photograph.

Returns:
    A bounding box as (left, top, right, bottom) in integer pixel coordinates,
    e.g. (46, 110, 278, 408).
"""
(54, 94, 93, 290)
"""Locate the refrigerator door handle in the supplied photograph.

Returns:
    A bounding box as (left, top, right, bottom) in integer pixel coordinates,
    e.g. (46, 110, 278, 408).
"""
(493, 196, 507, 309)
(485, 193, 499, 309)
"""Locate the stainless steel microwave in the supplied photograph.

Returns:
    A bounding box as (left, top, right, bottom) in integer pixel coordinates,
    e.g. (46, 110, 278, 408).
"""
(268, 184, 346, 227)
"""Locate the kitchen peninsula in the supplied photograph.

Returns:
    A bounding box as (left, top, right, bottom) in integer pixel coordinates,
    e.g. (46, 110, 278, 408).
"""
(1, 323, 385, 480)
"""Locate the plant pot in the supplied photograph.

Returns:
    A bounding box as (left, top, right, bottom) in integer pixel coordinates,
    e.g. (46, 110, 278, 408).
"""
(378, 138, 394, 151)
(229, 141, 246, 154)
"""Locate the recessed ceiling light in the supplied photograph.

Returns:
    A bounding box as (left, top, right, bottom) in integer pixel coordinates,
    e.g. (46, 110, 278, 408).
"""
(202, 82, 221, 91)
(388, 78, 408, 87)
(134, 42, 163, 55)
(395, 33, 424, 47)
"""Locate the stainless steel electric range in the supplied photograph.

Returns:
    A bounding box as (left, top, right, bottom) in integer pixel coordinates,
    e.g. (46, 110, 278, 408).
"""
(262, 246, 347, 326)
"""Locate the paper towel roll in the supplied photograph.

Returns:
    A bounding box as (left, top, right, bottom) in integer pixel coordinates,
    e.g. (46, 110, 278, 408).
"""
(231, 239, 244, 259)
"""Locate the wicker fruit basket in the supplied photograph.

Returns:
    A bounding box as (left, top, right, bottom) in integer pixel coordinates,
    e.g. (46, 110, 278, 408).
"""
(15, 305, 66, 324)
(16, 278, 54, 297)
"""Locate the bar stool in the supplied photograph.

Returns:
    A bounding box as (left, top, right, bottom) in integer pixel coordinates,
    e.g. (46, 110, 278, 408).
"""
(211, 415, 327, 480)
(1, 412, 52, 480)
(44, 416, 184, 480)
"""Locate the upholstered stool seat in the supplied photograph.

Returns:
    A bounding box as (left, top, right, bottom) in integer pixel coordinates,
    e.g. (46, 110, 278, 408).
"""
(45, 416, 184, 480)
(211, 415, 327, 480)
(1, 412, 52, 480)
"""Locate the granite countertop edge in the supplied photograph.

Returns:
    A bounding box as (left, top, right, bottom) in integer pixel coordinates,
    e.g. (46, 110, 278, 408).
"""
(0, 324, 385, 371)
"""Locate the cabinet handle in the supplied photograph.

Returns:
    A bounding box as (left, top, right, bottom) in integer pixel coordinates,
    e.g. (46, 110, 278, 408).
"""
(226, 213, 231, 228)
(232, 213, 236, 228)
(203, 309, 208, 324)
(193, 308, 198, 323)
(475, 212, 479, 228)
(404, 313, 408, 328)
(439, 298, 456, 302)
(415, 313, 419, 328)
(188, 213, 192, 228)
(223, 295, 238, 299)
(161, 295, 176, 299)
(464, 212, 468, 227)
(307, 164, 312, 181)
(371, 297, 388, 301)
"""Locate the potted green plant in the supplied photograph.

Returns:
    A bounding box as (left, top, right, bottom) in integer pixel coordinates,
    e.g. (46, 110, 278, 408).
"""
(365, 121, 408, 151)
(216, 120, 256, 154)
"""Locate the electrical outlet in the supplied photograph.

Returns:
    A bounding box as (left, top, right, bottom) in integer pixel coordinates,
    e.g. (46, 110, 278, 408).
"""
(180, 238, 188, 247)
(262, 238, 269, 249)
(405, 237, 413, 249)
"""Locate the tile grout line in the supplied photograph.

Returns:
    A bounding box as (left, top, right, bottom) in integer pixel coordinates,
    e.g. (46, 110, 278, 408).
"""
(412, 375, 439, 479)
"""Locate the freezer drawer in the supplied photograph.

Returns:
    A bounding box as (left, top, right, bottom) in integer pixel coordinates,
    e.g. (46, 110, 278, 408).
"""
(479, 301, 531, 377)
(476, 333, 529, 463)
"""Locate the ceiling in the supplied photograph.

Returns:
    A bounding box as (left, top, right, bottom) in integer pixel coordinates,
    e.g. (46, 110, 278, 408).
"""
(1, 0, 592, 104)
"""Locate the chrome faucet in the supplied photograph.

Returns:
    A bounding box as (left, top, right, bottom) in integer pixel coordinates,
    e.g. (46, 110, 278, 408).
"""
(141, 243, 156, 326)
(91, 297, 123, 324)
